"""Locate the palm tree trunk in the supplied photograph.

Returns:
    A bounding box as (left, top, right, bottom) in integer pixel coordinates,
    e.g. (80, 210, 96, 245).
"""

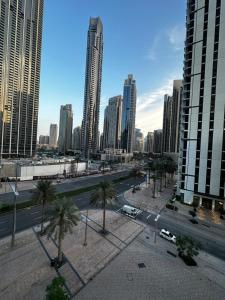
(148, 169, 150, 184)
(164, 172, 167, 188)
(58, 223, 63, 265)
(153, 179, 156, 198)
(40, 200, 45, 233)
(159, 172, 162, 192)
(103, 198, 106, 233)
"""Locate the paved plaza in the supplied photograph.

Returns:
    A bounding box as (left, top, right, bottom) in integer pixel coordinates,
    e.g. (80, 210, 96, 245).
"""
(124, 180, 174, 214)
(76, 227, 225, 300)
(0, 229, 56, 300)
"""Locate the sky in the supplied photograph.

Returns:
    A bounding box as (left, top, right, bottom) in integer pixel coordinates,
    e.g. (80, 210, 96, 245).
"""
(38, 0, 186, 137)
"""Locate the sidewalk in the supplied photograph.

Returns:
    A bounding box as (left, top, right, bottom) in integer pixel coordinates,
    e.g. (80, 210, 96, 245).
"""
(124, 180, 174, 214)
(76, 226, 225, 300)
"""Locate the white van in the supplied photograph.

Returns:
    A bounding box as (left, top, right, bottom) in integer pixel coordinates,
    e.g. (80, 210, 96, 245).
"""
(121, 205, 142, 219)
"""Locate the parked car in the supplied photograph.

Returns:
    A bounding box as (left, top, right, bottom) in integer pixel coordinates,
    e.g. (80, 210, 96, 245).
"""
(159, 229, 176, 243)
(121, 205, 142, 219)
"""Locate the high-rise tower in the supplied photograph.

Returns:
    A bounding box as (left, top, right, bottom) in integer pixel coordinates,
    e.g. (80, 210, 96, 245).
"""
(81, 17, 103, 158)
(103, 95, 122, 150)
(49, 124, 58, 148)
(0, 0, 44, 158)
(58, 104, 73, 154)
(121, 74, 137, 153)
(178, 0, 225, 210)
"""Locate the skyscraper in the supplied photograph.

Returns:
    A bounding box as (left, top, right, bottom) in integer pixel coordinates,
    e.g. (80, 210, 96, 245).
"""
(121, 74, 137, 153)
(162, 80, 182, 154)
(81, 17, 103, 158)
(153, 129, 162, 154)
(0, 0, 44, 158)
(58, 105, 73, 154)
(72, 126, 81, 151)
(134, 128, 144, 152)
(103, 95, 122, 150)
(49, 124, 58, 148)
(170, 80, 183, 153)
(162, 95, 173, 153)
(178, 0, 225, 209)
(145, 132, 154, 153)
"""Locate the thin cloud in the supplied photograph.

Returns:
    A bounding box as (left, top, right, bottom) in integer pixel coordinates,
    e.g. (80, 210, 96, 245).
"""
(167, 25, 185, 51)
(136, 79, 174, 135)
(147, 35, 161, 61)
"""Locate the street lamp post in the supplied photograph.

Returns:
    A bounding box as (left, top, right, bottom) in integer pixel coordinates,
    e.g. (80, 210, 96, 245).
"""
(154, 214, 160, 244)
(10, 161, 19, 247)
(83, 209, 88, 246)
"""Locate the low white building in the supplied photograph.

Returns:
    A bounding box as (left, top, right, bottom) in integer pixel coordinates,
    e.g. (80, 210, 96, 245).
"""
(0, 160, 86, 181)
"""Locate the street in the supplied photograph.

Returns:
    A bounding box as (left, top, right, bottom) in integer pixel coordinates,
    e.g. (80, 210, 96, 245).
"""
(0, 174, 225, 261)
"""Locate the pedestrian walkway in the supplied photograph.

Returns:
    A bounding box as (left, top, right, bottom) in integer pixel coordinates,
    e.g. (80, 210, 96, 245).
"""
(34, 209, 144, 296)
(124, 180, 174, 214)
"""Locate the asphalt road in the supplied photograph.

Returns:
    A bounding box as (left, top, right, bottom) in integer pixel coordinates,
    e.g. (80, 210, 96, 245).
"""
(137, 210, 225, 261)
(1, 175, 225, 261)
(0, 170, 131, 205)
(0, 176, 142, 238)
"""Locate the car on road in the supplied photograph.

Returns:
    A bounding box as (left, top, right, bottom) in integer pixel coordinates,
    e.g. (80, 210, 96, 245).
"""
(159, 229, 176, 243)
(121, 205, 142, 219)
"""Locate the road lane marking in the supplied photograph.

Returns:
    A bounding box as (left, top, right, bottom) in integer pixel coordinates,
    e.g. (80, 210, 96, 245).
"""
(30, 211, 40, 215)
(34, 216, 42, 220)
(146, 214, 151, 220)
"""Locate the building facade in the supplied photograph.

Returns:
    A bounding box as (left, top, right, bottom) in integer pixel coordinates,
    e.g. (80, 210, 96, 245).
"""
(72, 126, 81, 151)
(121, 74, 137, 153)
(0, 0, 44, 158)
(162, 95, 173, 153)
(58, 104, 73, 154)
(170, 80, 183, 153)
(134, 128, 144, 152)
(81, 17, 103, 158)
(153, 129, 162, 154)
(178, 0, 225, 210)
(145, 132, 154, 153)
(39, 135, 49, 145)
(103, 95, 122, 150)
(49, 124, 58, 148)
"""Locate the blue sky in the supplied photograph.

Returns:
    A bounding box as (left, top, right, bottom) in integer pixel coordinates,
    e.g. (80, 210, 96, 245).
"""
(38, 0, 186, 137)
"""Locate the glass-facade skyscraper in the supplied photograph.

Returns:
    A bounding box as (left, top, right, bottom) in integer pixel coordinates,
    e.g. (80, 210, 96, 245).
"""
(0, 0, 44, 158)
(121, 74, 136, 153)
(81, 17, 103, 158)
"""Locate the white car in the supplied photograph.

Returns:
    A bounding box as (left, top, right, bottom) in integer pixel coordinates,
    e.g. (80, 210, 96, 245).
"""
(159, 229, 176, 243)
(121, 205, 142, 219)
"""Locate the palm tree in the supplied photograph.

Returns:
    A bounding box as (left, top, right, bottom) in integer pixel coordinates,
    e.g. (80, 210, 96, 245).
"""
(46, 197, 80, 265)
(90, 181, 116, 234)
(99, 161, 108, 174)
(74, 154, 81, 176)
(33, 180, 56, 234)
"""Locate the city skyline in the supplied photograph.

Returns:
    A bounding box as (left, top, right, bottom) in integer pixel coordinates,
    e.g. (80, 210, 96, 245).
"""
(38, 0, 186, 137)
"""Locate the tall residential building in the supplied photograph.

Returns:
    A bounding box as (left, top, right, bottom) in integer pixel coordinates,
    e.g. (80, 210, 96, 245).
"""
(58, 105, 73, 154)
(162, 95, 173, 153)
(39, 135, 49, 145)
(134, 128, 144, 152)
(145, 132, 154, 153)
(81, 17, 103, 158)
(153, 129, 162, 154)
(49, 124, 58, 148)
(72, 126, 81, 151)
(170, 80, 183, 153)
(0, 0, 44, 158)
(103, 95, 122, 150)
(178, 0, 225, 210)
(121, 74, 137, 153)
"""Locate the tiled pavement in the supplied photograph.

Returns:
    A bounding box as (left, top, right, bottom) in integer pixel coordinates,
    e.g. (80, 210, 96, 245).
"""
(0, 229, 56, 300)
(76, 227, 225, 300)
(124, 181, 174, 214)
(34, 209, 144, 296)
